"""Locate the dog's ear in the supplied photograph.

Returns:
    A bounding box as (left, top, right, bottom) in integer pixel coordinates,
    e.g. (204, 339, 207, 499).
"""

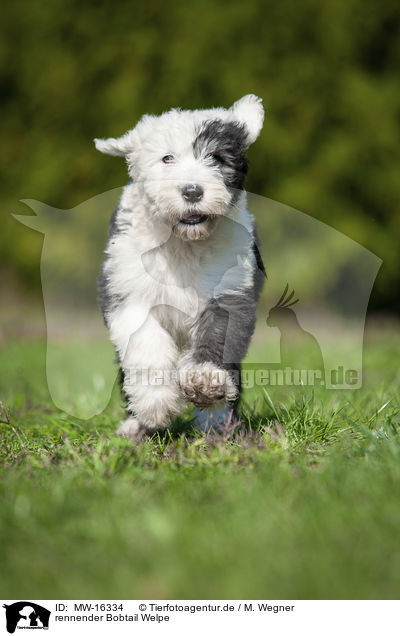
(230, 94, 264, 145)
(94, 131, 135, 157)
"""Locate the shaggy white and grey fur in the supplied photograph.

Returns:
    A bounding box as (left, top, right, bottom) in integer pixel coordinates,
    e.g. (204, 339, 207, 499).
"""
(95, 94, 265, 438)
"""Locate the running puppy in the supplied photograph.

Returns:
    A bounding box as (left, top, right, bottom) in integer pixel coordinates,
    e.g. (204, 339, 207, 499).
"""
(95, 95, 265, 438)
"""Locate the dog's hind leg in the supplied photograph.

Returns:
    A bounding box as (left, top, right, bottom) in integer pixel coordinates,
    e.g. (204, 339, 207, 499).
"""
(116, 416, 142, 439)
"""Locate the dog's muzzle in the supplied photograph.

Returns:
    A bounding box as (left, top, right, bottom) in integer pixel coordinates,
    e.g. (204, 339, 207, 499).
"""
(179, 213, 208, 225)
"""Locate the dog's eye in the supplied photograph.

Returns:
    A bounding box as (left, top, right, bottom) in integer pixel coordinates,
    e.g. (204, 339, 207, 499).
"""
(162, 155, 175, 164)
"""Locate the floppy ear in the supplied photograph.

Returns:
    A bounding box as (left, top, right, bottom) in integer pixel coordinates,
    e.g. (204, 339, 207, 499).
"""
(230, 94, 265, 145)
(94, 130, 135, 157)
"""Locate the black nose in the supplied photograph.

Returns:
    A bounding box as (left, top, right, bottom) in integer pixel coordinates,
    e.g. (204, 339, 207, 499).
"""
(181, 184, 204, 203)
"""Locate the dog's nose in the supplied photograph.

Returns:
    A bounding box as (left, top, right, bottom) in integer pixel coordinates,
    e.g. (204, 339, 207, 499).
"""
(181, 184, 204, 203)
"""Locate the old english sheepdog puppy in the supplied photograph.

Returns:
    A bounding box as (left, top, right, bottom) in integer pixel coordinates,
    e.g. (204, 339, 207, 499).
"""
(95, 94, 265, 438)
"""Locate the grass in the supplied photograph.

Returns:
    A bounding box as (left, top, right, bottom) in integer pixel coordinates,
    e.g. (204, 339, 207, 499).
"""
(0, 327, 400, 599)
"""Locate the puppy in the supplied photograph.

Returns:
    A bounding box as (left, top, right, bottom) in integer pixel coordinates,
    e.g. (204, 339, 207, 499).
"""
(95, 94, 265, 438)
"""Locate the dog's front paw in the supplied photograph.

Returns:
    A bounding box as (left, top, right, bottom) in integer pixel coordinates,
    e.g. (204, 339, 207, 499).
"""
(179, 362, 238, 407)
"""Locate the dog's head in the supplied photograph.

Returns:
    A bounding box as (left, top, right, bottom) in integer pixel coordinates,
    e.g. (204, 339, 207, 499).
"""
(95, 95, 264, 240)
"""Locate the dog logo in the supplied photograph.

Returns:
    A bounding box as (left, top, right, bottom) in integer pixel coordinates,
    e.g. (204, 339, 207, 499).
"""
(2, 602, 51, 633)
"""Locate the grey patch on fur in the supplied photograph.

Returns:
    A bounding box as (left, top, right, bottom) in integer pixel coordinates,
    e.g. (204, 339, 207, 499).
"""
(193, 119, 249, 205)
(251, 227, 267, 281)
(190, 242, 265, 403)
(97, 201, 132, 326)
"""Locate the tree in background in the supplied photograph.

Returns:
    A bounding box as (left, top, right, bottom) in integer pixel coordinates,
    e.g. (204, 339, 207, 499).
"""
(1, 0, 399, 311)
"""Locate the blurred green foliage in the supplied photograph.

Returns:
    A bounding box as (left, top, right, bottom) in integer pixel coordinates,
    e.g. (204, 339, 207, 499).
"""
(1, 0, 399, 310)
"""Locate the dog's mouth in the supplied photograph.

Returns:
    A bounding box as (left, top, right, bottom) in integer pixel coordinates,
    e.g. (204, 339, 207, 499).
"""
(179, 213, 208, 225)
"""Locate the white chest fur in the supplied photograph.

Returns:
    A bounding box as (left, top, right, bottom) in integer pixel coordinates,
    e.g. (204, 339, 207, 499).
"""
(105, 184, 255, 347)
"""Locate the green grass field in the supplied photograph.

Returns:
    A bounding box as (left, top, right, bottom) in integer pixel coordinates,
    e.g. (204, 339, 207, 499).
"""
(1, 326, 400, 599)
